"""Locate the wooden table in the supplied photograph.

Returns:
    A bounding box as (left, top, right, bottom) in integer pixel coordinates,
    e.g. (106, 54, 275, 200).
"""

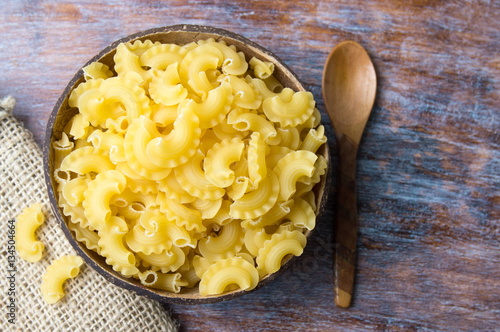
(1, 1, 498, 331)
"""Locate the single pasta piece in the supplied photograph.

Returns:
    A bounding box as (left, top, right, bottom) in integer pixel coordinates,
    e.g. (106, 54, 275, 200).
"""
(125, 210, 174, 255)
(198, 220, 245, 262)
(139, 43, 187, 70)
(53, 132, 74, 167)
(229, 168, 280, 220)
(15, 203, 45, 262)
(99, 216, 139, 277)
(149, 62, 188, 106)
(82, 61, 113, 81)
(67, 220, 101, 255)
(256, 230, 306, 277)
(174, 149, 225, 200)
(249, 57, 275, 80)
(138, 270, 188, 293)
(60, 146, 114, 175)
(262, 88, 315, 127)
(199, 256, 259, 296)
(40, 255, 84, 304)
(286, 197, 316, 231)
(202, 39, 248, 76)
(247, 132, 268, 189)
(138, 246, 186, 273)
(180, 43, 224, 99)
(182, 81, 233, 129)
(273, 150, 318, 201)
(82, 170, 127, 231)
(204, 137, 245, 188)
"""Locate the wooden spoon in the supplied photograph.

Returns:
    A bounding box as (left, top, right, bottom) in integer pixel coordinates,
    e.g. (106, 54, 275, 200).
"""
(322, 41, 377, 308)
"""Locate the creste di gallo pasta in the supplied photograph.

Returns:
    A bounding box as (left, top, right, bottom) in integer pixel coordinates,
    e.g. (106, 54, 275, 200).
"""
(40, 255, 84, 304)
(15, 203, 46, 262)
(53, 37, 327, 296)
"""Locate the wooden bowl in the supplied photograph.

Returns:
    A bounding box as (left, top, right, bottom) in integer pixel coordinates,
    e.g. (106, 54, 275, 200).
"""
(43, 24, 330, 304)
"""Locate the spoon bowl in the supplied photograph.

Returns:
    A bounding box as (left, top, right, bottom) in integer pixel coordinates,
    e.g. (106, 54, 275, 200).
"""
(322, 41, 376, 308)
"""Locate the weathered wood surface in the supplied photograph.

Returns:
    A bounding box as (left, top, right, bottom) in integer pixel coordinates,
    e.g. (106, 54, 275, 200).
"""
(1, 0, 498, 331)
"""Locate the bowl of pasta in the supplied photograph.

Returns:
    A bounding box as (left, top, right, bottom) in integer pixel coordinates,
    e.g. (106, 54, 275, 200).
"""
(43, 24, 330, 304)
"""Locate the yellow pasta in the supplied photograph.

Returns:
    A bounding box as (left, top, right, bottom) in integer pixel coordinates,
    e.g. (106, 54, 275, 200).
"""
(65, 113, 91, 140)
(140, 43, 187, 70)
(151, 103, 178, 128)
(227, 109, 277, 142)
(229, 168, 279, 220)
(273, 150, 318, 201)
(58, 194, 88, 228)
(87, 129, 126, 164)
(243, 228, 272, 256)
(241, 199, 293, 230)
(250, 77, 278, 100)
(220, 74, 262, 110)
(174, 149, 225, 200)
(202, 39, 248, 76)
(198, 220, 245, 262)
(82, 61, 113, 81)
(263, 75, 283, 94)
(125, 209, 173, 255)
(192, 255, 212, 279)
(294, 154, 328, 198)
(157, 195, 205, 234)
(40, 255, 84, 304)
(67, 220, 101, 255)
(204, 199, 233, 227)
(226, 155, 251, 200)
(52, 37, 327, 296)
(60, 146, 114, 175)
(299, 125, 328, 153)
(82, 170, 127, 231)
(180, 43, 224, 98)
(126, 39, 162, 56)
(100, 74, 152, 121)
(98, 216, 139, 277)
(247, 132, 268, 189)
(212, 113, 249, 141)
(190, 197, 223, 220)
(138, 270, 188, 293)
(105, 115, 130, 135)
(60, 177, 89, 207)
(256, 230, 306, 277)
(53, 132, 74, 167)
(182, 81, 233, 129)
(145, 107, 202, 169)
(262, 88, 315, 128)
(15, 203, 45, 262)
(149, 62, 188, 106)
(285, 197, 316, 231)
(204, 137, 244, 188)
(123, 116, 173, 180)
(199, 256, 259, 296)
(138, 246, 186, 273)
(249, 57, 275, 79)
(157, 173, 195, 204)
(114, 43, 152, 85)
(273, 126, 301, 150)
(68, 78, 104, 124)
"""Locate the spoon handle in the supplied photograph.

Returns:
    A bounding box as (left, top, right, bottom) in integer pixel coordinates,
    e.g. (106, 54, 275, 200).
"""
(334, 134, 359, 308)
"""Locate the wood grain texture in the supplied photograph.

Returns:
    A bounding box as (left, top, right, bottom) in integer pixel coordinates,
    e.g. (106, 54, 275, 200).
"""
(1, 0, 498, 331)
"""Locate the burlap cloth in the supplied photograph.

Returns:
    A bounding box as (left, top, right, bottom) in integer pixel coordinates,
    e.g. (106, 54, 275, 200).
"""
(0, 96, 179, 332)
